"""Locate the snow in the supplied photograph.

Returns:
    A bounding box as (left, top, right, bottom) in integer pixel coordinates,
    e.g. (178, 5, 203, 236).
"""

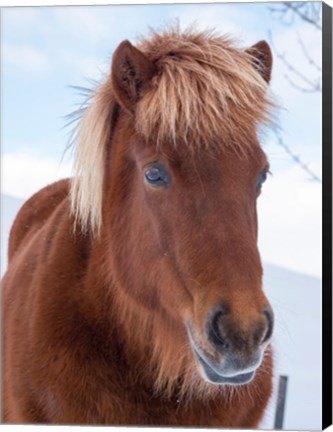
(260, 264, 322, 430)
(1, 193, 322, 430)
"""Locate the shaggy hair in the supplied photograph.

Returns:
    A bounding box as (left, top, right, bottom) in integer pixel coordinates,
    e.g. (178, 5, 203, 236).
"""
(70, 26, 274, 236)
(110, 275, 273, 400)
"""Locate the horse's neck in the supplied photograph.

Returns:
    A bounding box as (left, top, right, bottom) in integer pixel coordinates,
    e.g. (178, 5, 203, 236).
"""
(79, 239, 149, 372)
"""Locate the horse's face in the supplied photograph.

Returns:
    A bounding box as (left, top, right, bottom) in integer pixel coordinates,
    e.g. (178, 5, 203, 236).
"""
(107, 38, 274, 386)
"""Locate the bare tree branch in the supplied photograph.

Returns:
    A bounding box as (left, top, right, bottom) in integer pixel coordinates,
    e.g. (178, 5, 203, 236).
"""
(297, 33, 321, 72)
(283, 73, 321, 93)
(269, 3, 322, 29)
(268, 30, 322, 93)
(273, 129, 321, 183)
(282, 2, 322, 30)
(267, 2, 322, 182)
(278, 51, 321, 90)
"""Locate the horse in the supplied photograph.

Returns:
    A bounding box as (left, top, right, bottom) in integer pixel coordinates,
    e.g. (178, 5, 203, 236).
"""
(2, 26, 275, 426)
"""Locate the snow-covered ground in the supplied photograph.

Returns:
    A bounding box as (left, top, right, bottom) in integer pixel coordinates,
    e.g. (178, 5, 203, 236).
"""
(1, 193, 322, 430)
(260, 264, 321, 430)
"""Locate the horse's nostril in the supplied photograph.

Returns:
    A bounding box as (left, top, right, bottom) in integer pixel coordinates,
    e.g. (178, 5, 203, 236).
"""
(262, 306, 274, 344)
(212, 313, 227, 347)
(208, 306, 230, 350)
(207, 304, 273, 352)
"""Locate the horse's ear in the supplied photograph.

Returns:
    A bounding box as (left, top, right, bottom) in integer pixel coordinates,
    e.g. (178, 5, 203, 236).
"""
(246, 40, 273, 84)
(111, 40, 157, 112)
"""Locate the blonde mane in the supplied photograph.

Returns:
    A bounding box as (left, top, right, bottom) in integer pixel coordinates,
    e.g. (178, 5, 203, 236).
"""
(70, 26, 273, 236)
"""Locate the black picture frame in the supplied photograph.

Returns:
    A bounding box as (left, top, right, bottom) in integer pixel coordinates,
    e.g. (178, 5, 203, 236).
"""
(322, 2, 332, 430)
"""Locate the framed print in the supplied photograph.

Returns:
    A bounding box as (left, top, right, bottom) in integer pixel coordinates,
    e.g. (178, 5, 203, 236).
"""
(1, 1, 332, 430)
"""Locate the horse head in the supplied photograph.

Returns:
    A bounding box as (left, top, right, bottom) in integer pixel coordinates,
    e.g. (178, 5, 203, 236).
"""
(71, 27, 274, 395)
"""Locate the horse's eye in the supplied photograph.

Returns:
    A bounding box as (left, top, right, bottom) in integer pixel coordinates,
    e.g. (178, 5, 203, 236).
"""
(144, 163, 171, 188)
(256, 170, 268, 191)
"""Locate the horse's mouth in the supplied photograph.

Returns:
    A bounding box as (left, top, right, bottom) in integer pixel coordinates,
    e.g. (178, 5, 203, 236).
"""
(185, 321, 259, 386)
(193, 348, 255, 385)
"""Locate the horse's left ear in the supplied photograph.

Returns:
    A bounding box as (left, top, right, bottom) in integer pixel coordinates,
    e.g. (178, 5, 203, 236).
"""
(246, 40, 273, 84)
(111, 40, 157, 112)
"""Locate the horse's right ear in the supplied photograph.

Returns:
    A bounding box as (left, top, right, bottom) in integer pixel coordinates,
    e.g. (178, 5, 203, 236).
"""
(246, 40, 273, 84)
(111, 40, 157, 112)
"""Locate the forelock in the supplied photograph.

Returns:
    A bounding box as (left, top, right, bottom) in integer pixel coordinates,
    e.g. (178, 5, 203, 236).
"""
(135, 26, 274, 153)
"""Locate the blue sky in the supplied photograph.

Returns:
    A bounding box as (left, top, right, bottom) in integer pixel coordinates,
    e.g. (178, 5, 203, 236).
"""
(1, 2, 323, 276)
